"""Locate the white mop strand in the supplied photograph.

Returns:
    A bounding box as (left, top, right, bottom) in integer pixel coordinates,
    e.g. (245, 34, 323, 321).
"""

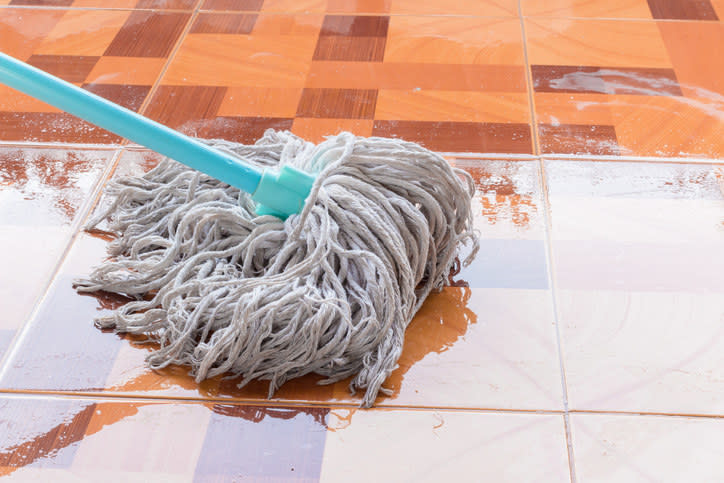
(75, 130, 479, 407)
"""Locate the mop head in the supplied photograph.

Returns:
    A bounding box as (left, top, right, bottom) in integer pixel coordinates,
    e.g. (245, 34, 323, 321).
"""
(76, 130, 479, 407)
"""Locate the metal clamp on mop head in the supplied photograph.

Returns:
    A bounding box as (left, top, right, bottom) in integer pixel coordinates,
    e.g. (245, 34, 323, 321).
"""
(252, 165, 316, 219)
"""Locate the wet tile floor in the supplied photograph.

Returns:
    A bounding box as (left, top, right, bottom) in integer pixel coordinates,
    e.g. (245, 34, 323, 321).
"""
(0, 0, 723, 481)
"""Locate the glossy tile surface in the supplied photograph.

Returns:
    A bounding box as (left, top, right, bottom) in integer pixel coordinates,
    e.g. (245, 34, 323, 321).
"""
(572, 414, 724, 482)
(546, 160, 724, 415)
(0, 147, 111, 359)
(2, 0, 724, 480)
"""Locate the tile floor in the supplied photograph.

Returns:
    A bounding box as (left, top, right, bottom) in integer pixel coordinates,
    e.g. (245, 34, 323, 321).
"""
(0, 0, 723, 481)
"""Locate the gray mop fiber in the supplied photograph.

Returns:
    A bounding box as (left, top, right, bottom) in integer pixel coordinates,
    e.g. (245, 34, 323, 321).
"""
(76, 130, 479, 407)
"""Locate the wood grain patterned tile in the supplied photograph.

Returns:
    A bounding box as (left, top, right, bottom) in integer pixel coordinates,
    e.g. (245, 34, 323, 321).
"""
(144, 85, 227, 128)
(389, 0, 517, 15)
(163, 33, 317, 87)
(539, 123, 620, 155)
(313, 35, 387, 61)
(82, 84, 151, 112)
(306, 62, 527, 91)
(296, 88, 378, 118)
(202, 0, 263, 10)
(532, 65, 683, 96)
(521, 0, 654, 18)
(525, 18, 673, 68)
(85, 56, 166, 85)
(105, 11, 191, 58)
(386, 17, 525, 65)
(291, 118, 373, 143)
(372, 120, 533, 153)
(326, 0, 391, 13)
(136, 0, 197, 8)
(9, 0, 72, 5)
(190, 12, 257, 34)
(26, 55, 100, 83)
(647, 0, 719, 19)
(189, 116, 294, 143)
(534, 92, 615, 126)
(658, 21, 724, 98)
(375, 90, 530, 123)
(319, 14, 388, 36)
(218, 86, 302, 117)
(34, 10, 131, 57)
(0, 85, 59, 112)
(0, 112, 122, 143)
(0, 9, 66, 60)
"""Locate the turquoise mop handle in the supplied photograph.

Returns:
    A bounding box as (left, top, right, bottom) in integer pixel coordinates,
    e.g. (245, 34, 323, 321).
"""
(0, 52, 314, 218)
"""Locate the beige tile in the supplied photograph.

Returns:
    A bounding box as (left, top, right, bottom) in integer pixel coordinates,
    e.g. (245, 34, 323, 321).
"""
(333, 287, 564, 410)
(320, 409, 570, 482)
(560, 290, 724, 415)
(572, 414, 724, 482)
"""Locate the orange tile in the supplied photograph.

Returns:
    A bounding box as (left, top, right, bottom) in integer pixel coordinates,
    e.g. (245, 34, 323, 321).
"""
(534, 93, 615, 126)
(34, 10, 132, 56)
(658, 21, 724, 99)
(251, 12, 323, 36)
(521, 0, 653, 18)
(321, 410, 569, 481)
(306, 62, 527, 92)
(217, 87, 303, 117)
(71, 0, 138, 6)
(291, 118, 373, 143)
(525, 18, 673, 68)
(326, 0, 391, 13)
(389, 0, 517, 16)
(611, 95, 724, 157)
(0, 85, 59, 112)
(85, 56, 166, 86)
(385, 17, 525, 65)
(261, 0, 326, 12)
(0, 9, 66, 60)
(163, 32, 319, 87)
(573, 414, 724, 482)
(375, 90, 530, 123)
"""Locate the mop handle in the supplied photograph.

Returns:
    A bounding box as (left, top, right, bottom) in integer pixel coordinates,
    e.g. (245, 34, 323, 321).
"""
(0, 52, 314, 218)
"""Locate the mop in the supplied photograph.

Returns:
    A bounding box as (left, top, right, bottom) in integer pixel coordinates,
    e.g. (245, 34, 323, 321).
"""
(0, 53, 478, 407)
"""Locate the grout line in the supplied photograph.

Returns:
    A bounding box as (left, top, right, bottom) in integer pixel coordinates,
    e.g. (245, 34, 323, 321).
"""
(537, 156, 578, 482)
(135, 0, 205, 117)
(1, 388, 723, 420)
(517, 1, 541, 157)
(0, 147, 125, 381)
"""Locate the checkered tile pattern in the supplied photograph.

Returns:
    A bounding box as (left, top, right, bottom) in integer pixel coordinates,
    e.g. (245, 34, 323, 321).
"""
(1, 0, 724, 481)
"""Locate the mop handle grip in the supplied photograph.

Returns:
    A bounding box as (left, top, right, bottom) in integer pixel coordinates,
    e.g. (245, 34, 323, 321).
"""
(0, 52, 316, 218)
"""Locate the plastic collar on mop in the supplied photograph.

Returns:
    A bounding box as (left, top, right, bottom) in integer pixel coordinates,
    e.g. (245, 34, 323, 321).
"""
(252, 165, 316, 218)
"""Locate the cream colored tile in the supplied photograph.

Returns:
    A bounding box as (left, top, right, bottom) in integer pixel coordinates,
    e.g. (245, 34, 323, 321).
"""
(572, 414, 724, 482)
(559, 290, 724, 415)
(320, 409, 570, 482)
(333, 287, 563, 410)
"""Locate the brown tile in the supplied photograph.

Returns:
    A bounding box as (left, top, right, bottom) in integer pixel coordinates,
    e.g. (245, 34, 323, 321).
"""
(306, 63, 527, 92)
(105, 12, 191, 58)
(190, 13, 258, 34)
(26, 55, 100, 83)
(144, 85, 227, 128)
(372, 120, 533, 153)
(189, 116, 294, 143)
(201, 0, 264, 10)
(0, 112, 122, 143)
(82, 84, 151, 112)
(531, 65, 683, 96)
(539, 123, 620, 155)
(326, 0, 391, 13)
(291, 117, 373, 142)
(647, 0, 719, 19)
(296, 88, 377, 119)
(319, 14, 389, 37)
(313, 35, 387, 62)
(0, 399, 96, 472)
